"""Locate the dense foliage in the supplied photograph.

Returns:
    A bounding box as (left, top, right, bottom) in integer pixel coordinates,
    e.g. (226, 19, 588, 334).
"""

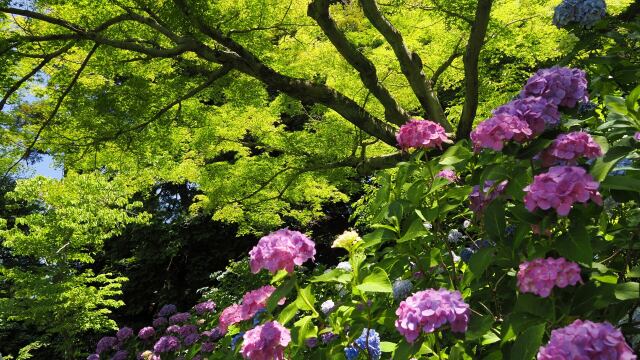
(0, 0, 639, 358)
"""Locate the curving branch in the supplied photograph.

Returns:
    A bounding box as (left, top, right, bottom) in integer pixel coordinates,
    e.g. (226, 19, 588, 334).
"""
(431, 38, 464, 86)
(359, 0, 452, 132)
(3, 44, 99, 177)
(456, 0, 493, 140)
(308, 0, 410, 126)
(172, 0, 399, 146)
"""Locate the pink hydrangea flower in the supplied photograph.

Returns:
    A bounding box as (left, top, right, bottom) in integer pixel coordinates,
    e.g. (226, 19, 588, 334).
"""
(539, 131, 603, 167)
(249, 228, 316, 274)
(240, 321, 291, 360)
(396, 119, 450, 150)
(537, 320, 636, 359)
(517, 257, 582, 297)
(523, 166, 602, 216)
(634, 132, 640, 141)
(470, 113, 533, 151)
(521, 67, 589, 108)
(436, 169, 459, 182)
(469, 180, 508, 213)
(493, 97, 560, 136)
(395, 288, 470, 343)
(218, 304, 244, 333)
(240, 285, 285, 319)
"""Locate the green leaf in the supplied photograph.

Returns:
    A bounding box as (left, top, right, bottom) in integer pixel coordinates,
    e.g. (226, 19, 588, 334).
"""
(468, 248, 494, 279)
(484, 200, 505, 242)
(356, 267, 392, 293)
(516, 137, 553, 160)
(380, 341, 397, 353)
(278, 302, 298, 325)
(397, 217, 429, 243)
(267, 277, 295, 313)
(439, 141, 473, 165)
(510, 205, 542, 224)
(556, 220, 592, 265)
(466, 314, 495, 341)
(625, 84, 640, 111)
(295, 285, 317, 314)
(510, 323, 546, 360)
(293, 315, 317, 345)
(310, 269, 353, 284)
(601, 175, 640, 193)
(606, 95, 628, 115)
(615, 282, 639, 301)
(590, 146, 631, 182)
(362, 228, 396, 248)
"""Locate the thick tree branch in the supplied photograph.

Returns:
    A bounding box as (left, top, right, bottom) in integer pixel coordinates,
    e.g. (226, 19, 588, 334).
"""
(456, 0, 493, 140)
(359, 0, 451, 131)
(3, 44, 99, 177)
(172, 0, 399, 146)
(308, 0, 410, 126)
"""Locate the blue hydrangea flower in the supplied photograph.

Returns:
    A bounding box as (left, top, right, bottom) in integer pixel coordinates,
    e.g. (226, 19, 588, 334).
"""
(354, 328, 381, 359)
(448, 229, 464, 243)
(460, 248, 475, 263)
(578, 101, 597, 113)
(611, 158, 633, 176)
(505, 225, 516, 239)
(553, 0, 606, 28)
(252, 308, 266, 326)
(231, 331, 245, 350)
(336, 261, 352, 272)
(392, 279, 413, 301)
(344, 345, 360, 360)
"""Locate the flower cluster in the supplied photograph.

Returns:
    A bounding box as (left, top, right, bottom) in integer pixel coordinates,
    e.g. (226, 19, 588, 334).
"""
(392, 279, 413, 301)
(240, 321, 291, 360)
(470, 113, 533, 151)
(332, 230, 363, 251)
(537, 320, 635, 359)
(344, 328, 381, 360)
(217, 285, 284, 333)
(395, 289, 470, 342)
(493, 97, 560, 136)
(521, 67, 589, 108)
(469, 180, 508, 213)
(523, 166, 602, 216)
(517, 257, 582, 297)
(249, 228, 315, 274)
(539, 131, 603, 166)
(396, 119, 450, 150)
(553, 0, 606, 28)
(437, 169, 459, 182)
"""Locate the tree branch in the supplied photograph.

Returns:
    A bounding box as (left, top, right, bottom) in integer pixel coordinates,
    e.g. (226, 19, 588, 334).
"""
(3, 44, 99, 177)
(456, 0, 493, 140)
(172, 0, 399, 146)
(431, 38, 464, 86)
(359, 0, 452, 131)
(308, 0, 410, 126)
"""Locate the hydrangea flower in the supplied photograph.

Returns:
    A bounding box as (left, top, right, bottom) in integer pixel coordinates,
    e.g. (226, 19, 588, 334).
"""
(396, 119, 450, 150)
(184, 333, 200, 346)
(112, 350, 128, 360)
(138, 326, 156, 340)
(539, 131, 602, 167)
(96, 336, 117, 354)
(240, 321, 291, 360)
(395, 289, 470, 342)
(321, 331, 338, 344)
(470, 113, 533, 151)
(249, 228, 316, 274)
(169, 312, 190, 324)
(153, 335, 180, 353)
(177, 325, 198, 337)
(87, 354, 99, 360)
(578, 101, 597, 113)
(392, 279, 413, 301)
(517, 257, 582, 297)
(201, 341, 215, 352)
(437, 169, 459, 182)
(240, 285, 283, 320)
(152, 317, 167, 328)
(336, 261, 352, 272)
(321, 299, 336, 314)
(157, 304, 177, 317)
(460, 248, 475, 263)
(218, 304, 244, 333)
(521, 67, 588, 108)
(553, 0, 606, 28)
(447, 229, 464, 243)
(537, 320, 635, 359)
(305, 337, 318, 348)
(611, 158, 633, 176)
(116, 327, 133, 341)
(463, 220, 471, 228)
(194, 300, 216, 315)
(523, 166, 602, 216)
(344, 328, 381, 360)
(635, 132, 640, 141)
(493, 97, 560, 136)
(469, 180, 508, 213)
(332, 230, 363, 251)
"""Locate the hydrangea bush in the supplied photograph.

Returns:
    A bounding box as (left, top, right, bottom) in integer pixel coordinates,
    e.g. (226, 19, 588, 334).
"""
(88, 44, 640, 360)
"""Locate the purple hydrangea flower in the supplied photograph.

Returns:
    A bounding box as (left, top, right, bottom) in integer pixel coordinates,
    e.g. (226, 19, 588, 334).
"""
(96, 336, 117, 354)
(153, 336, 180, 353)
(169, 312, 190, 324)
(521, 67, 588, 108)
(321, 331, 338, 344)
(87, 354, 100, 360)
(116, 327, 133, 342)
(152, 317, 168, 328)
(493, 96, 560, 136)
(194, 300, 216, 315)
(184, 333, 200, 346)
(138, 326, 156, 340)
(539, 131, 602, 167)
(469, 180, 508, 213)
(112, 350, 128, 360)
(157, 304, 177, 317)
(437, 169, 459, 182)
(470, 113, 533, 151)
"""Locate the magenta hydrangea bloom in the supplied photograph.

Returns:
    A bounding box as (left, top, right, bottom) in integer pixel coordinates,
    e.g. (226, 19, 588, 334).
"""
(218, 304, 244, 333)
(493, 97, 560, 136)
(396, 119, 450, 150)
(153, 335, 180, 353)
(469, 180, 508, 213)
(539, 131, 603, 167)
(523, 166, 602, 216)
(521, 67, 588, 108)
(470, 113, 533, 151)
(537, 320, 636, 359)
(240, 321, 291, 360)
(517, 257, 582, 297)
(634, 132, 640, 141)
(249, 228, 316, 274)
(194, 300, 216, 315)
(240, 285, 284, 319)
(395, 288, 470, 343)
(138, 326, 156, 340)
(437, 169, 459, 182)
